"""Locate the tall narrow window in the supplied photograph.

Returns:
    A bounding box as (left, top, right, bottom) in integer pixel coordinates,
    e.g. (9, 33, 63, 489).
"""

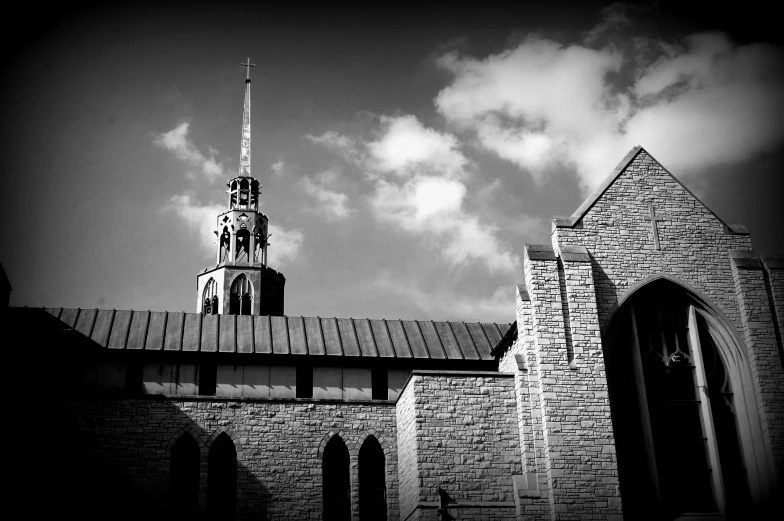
(296, 365, 313, 398)
(359, 436, 387, 521)
(219, 227, 230, 263)
(371, 367, 388, 400)
(207, 433, 237, 520)
(230, 275, 253, 315)
(203, 278, 218, 315)
(236, 230, 250, 263)
(199, 363, 217, 396)
(323, 435, 350, 521)
(169, 433, 199, 516)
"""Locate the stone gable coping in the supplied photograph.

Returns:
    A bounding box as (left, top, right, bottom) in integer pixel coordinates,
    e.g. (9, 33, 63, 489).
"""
(729, 249, 763, 270)
(553, 145, 750, 235)
(524, 244, 557, 261)
(761, 253, 784, 271)
(558, 244, 591, 263)
(516, 284, 530, 301)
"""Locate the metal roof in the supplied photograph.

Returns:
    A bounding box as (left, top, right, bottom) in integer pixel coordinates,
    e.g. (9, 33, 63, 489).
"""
(43, 308, 511, 360)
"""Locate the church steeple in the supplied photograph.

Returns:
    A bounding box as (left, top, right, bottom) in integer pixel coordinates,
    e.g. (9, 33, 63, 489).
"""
(194, 58, 286, 317)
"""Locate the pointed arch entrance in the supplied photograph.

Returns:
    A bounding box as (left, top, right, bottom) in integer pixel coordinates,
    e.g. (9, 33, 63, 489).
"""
(169, 433, 200, 516)
(359, 435, 387, 521)
(207, 433, 237, 520)
(323, 435, 350, 521)
(605, 277, 771, 519)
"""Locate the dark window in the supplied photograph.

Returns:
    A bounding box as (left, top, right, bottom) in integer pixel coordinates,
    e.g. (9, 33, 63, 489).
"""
(297, 365, 313, 398)
(169, 433, 200, 517)
(207, 433, 236, 520)
(372, 367, 388, 400)
(359, 436, 387, 521)
(199, 363, 217, 396)
(124, 362, 142, 394)
(323, 435, 350, 521)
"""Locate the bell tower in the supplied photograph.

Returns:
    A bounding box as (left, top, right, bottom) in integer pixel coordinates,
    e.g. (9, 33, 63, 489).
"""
(196, 58, 285, 316)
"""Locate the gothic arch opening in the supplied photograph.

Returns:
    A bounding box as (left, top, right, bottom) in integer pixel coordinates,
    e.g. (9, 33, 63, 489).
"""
(169, 433, 199, 516)
(236, 229, 251, 263)
(323, 435, 350, 521)
(606, 278, 768, 520)
(207, 433, 236, 520)
(359, 435, 387, 521)
(220, 227, 230, 263)
(203, 278, 218, 315)
(229, 274, 253, 315)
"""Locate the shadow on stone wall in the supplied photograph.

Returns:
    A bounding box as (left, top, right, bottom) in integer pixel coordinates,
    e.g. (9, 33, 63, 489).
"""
(19, 308, 272, 521)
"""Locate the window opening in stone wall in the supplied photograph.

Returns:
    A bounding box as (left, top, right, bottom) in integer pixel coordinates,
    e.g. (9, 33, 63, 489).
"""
(323, 435, 350, 521)
(229, 275, 252, 315)
(296, 365, 313, 398)
(371, 367, 388, 400)
(235, 230, 250, 263)
(203, 278, 218, 315)
(199, 363, 217, 396)
(207, 433, 237, 520)
(219, 227, 230, 263)
(239, 179, 249, 208)
(359, 435, 387, 521)
(607, 280, 749, 519)
(124, 361, 142, 394)
(169, 433, 199, 516)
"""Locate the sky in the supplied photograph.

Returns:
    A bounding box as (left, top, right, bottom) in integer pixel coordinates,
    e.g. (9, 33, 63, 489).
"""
(1, 2, 782, 323)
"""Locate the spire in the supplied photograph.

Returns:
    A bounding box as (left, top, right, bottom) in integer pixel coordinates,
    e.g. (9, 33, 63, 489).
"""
(239, 57, 256, 177)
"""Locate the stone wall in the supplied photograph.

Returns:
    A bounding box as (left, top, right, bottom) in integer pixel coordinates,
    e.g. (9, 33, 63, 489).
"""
(396, 371, 519, 521)
(61, 397, 398, 521)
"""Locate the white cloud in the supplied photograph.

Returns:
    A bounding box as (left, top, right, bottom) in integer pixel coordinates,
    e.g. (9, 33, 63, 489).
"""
(166, 193, 224, 255)
(300, 170, 353, 220)
(267, 223, 304, 265)
(270, 160, 285, 177)
(153, 122, 228, 182)
(435, 24, 784, 192)
(306, 131, 361, 162)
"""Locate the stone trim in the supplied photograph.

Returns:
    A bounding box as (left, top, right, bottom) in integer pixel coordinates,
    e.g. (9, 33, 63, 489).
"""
(165, 424, 205, 452)
(761, 253, 784, 271)
(730, 249, 763, 269)
(524, 244, 557, 261)
(395, 369, 514, 402)
(204, 427, 245, 458)
(516, 283, 530, 301)
(559, 244, 591, 263)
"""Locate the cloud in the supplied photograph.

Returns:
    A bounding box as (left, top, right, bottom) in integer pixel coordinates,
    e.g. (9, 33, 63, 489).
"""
(435, 20, 784, 192)
(153, 122, 228, 182)
(300, 169, 353, 220)
(306, 131, 362, 162)
(166, 193, 224, 255)
(374, 273, 514, 322)
(267, 223, 304, 265)
(270, 160, 285, 177)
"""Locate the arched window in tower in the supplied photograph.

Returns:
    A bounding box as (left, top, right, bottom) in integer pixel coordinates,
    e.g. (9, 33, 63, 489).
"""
(229, 180, 238, 208)
(202, 278, 218, 315)
(207, 433, 236, 520)
(607, 280, 753, 520)
(229, 274, 253, 315)
(169, 433, 200, 516)
(359, 436, 387, 521)
(239, 179, 249, 208)
(250, 179, 259, 210)
(219, 227, 230, 263)
(236, 230, 250, 263)
(323, 435, 350, 521)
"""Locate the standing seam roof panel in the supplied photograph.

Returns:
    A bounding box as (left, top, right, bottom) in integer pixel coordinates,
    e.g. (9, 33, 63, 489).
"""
(321, 318, 343, 356)
(419, 321, 446, 359)
(182, 313, 201, 352)
(45, 307, 62, 319)
(75, 309, 96, 337)
(164, 312, 184, 351)
(126, 311, 150, 350)
(449, 322, 481, 360)
(353, 319, 378, 357)
(90, 309, 114, 347)
(60, 308, 80, 328)
(201, 314, 218, 352)
(402, 321, 429, 359)
(288, 316, 307, 355)
(386, 320, 413, 358)
(465, 322, 493, 359)
(219, 314, 236, 353)
(433, 321, 464, 359)
(145, 311, 167, 351)
(108, 310, 132, 350)
(271, 316, 290, 354)
(303, 317, 325, 355)
(482, 323, 504, 348)
(337, 318, 360, 356)
(253, 315, 272, 354)
(236, 315, 254, 353)
(369, 320, 395, 358)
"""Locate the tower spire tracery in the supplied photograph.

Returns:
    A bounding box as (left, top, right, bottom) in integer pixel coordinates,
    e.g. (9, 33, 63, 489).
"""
(195, 57, 285, 317)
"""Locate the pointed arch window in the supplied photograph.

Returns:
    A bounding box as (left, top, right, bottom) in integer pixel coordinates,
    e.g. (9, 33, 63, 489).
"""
(169, 433, 200, 515)
(607, 280, 756, 519)
(236, 230, 251, 263)
(219, 227, 230, 263)
(207, 433, 237, 520)
(229, 274, 252, 315)
(203, 278, 218, 315)
(359, 436, 387, 521)
(239, 179, 250, 208)
(323, 435, 350, 521)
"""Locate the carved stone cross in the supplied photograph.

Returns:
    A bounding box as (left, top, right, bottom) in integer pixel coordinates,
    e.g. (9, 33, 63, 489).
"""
(644, 204, 664, 249)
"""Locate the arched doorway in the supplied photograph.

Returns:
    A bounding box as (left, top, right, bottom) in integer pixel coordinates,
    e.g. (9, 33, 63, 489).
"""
(323, 435, 350, 521)
(606, 278, 768, 519)
(169, 433, 200, 517)
(207, 433, 236, 520)
(359, 436, 387, 521)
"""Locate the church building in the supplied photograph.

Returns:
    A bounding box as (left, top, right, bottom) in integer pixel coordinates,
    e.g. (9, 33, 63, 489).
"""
(15, 63, 784, 521)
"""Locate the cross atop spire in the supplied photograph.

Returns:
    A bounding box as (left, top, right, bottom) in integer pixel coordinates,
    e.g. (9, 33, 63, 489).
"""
(241, 57, 256, 82)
